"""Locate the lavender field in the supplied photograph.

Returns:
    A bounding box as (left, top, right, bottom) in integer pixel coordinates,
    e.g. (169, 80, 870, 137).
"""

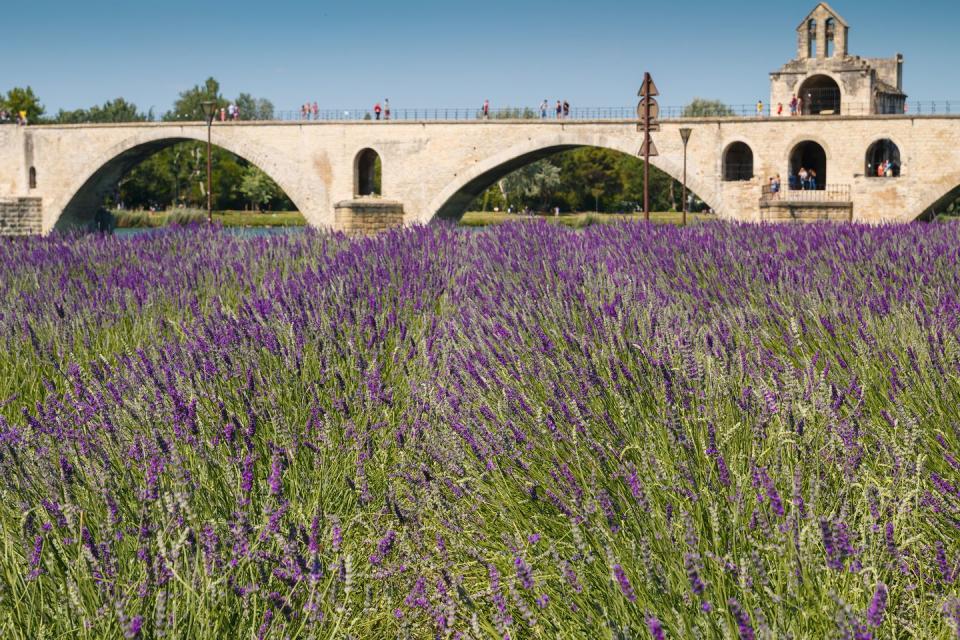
(0, 222, 958, 639)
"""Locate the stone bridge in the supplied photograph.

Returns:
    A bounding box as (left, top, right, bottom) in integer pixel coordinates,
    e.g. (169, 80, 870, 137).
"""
(1, 114, 960, 234)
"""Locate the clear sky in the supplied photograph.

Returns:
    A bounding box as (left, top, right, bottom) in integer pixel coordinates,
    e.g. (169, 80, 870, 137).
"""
(4, 0, 958, 116)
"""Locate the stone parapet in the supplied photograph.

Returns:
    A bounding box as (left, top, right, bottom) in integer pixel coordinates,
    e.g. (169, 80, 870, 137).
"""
(334, 199, 404, 235)
(760, 199, 853, 222)
(0, 197, 42, 235)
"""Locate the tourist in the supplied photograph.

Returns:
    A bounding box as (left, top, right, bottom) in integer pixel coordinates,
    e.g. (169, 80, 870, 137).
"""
(219, 107, 226, 122)
(301, 104, 308, 120)
(798, 167, 809, 190)
(556, 100, 562, 119)
(374, 102, 382, 120)
(540, 100, 548, 119)
(18, 110, 27, 125)
(563, 100, 570, 119)
(790, 95, 798, 116)
(770, 175, 781, 199)
(312, 102, 319, 120)
(796, 96, 803, 116)
(384, 99, 391, 121)
(482, 99, 490, 120)
(757, 100, 764, 117)
(809, 169, 818, 190)
(777, 103, 784, 116)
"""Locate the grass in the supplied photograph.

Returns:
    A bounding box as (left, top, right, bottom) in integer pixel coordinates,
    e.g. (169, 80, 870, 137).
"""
(113, 208, 306, 228)
(459, 210, 716, 228)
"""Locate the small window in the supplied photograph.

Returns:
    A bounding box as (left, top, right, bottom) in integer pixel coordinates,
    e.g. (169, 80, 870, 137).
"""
(355, 149, 382, 197)
(29, 167, 36, 189)
(865, 139, 901, 178)
(723, 142, 754, 181)
(808, 19, 818, 58)
(825, 19, 836, 57)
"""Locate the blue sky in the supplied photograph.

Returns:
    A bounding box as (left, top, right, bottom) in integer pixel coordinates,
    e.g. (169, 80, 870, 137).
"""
(3, 0, 958, 115)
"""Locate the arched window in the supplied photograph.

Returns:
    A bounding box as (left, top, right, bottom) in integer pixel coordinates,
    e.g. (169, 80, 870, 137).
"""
(825, 19, 836, 57)
(789, 141, 827, 190)
(865, 139, 901, 178)
(355, 149, 382, 197)
(798, 75, 841, 115)
(29, 167, 36, 189)
(723, 142, 754, 181)
(808, 19, 818, 58)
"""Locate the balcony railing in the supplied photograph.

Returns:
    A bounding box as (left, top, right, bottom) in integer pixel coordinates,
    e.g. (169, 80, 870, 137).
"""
(761, 184, 851, 203)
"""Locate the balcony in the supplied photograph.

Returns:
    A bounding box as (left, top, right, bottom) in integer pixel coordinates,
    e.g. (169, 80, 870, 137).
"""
(760, 184, 852, 222)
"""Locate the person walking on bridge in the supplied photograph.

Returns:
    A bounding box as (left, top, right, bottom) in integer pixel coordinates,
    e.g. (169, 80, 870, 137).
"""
(563, 100, 570, 119)
(374, 102, 383, 120)
(556, 100, 562, 119)
(384, 99, 391, 121)
(540, 100, 548, 119)
(482, 99, 490, 120)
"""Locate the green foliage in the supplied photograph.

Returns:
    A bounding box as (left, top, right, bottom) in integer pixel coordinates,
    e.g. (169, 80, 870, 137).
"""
(239, 165, 283, 210)
(473, 148, 690, 213)
(235, 92, 274, 121)
(53, 98, 150, 124)
(491, 107, 538, 119)
(682, 98, 736, 118)
(163, 77, 223, 121)
(1, 86, 44, 123)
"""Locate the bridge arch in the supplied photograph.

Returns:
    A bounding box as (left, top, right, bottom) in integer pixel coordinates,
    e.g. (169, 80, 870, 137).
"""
(51, 130, 314, 231)
(423, 131, 718, 223)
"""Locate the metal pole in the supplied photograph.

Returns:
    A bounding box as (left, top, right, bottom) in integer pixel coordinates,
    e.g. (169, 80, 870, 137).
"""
(643, 91, 650, 222)
(682, 144, 687, 227)
(206, 118, 213, 225)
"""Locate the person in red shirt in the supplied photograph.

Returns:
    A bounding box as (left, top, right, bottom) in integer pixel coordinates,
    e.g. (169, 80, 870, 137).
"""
(374, 103, 382, 120)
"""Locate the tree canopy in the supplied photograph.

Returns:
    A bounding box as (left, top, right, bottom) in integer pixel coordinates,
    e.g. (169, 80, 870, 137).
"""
(682, 98, 736, 118)
(1, 87, 44, 123)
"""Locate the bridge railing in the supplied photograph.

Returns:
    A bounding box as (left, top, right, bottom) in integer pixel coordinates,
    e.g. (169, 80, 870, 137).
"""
(270, 100, 960, 122)
(761, 184, 851, 203)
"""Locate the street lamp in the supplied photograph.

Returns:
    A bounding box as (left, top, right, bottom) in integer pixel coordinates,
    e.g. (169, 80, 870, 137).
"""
(679, 127, 693, 227)
(200, 100, 217, 225)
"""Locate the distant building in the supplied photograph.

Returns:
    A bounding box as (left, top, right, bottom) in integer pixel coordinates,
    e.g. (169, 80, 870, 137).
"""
(770, 2, 906, 116)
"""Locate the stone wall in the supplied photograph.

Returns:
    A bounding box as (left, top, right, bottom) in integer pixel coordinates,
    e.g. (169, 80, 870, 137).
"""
(334, 199, 404, 235)
(0, 197, 42, 235)
(760, 200, 852, 222)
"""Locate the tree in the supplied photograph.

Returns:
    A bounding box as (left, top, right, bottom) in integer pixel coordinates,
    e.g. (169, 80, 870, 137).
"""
(163, 77, 222, 122)
(54, 98, 150, 124)
(3, 87, 44, 123)
(238, 165, 282, 211)
(499, 161, 561, 210)
(682, 98, 735, 118)
(235, 93, 274, 121)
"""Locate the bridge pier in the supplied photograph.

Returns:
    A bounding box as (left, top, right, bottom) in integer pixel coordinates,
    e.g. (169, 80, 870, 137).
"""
(333, 199, 405, 235)
(0, 197, 43, 235)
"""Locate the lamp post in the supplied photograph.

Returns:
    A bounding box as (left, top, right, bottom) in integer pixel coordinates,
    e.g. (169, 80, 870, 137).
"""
(679, 127, 693, 227)
(200, 100, 216, 225)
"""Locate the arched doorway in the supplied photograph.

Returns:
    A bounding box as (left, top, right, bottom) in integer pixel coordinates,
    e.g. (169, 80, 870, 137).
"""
(722, 142, 754, 181)
(798, 75, 841, 115)
(355, 149, 382, 197)
(789, 141, 827, 190)
(865, 140, 901, 178)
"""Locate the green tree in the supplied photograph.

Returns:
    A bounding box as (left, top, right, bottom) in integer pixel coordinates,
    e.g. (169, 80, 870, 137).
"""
(239, 165, 282, 210)
(682, 98, 735, 118)
(499, 161, 561, 210)
(3, 86, 44, 123)
(235, 93, 274, 121)
(54, 98, 150, 124)
(164, 77, 222, 122)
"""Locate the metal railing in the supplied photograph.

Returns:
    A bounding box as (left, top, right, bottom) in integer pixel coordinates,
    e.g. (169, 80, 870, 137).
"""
(20, 100, 960, 125)
(761, 184, 851, 203)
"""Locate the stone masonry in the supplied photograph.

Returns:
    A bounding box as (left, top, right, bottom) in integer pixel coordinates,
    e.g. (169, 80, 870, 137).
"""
(2, 114, 960, 236)
(0, 197, 43, 235)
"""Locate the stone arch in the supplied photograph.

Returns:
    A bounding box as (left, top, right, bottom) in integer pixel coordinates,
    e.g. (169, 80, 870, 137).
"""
(865, 139, 901, 178)
(423, 132, 718, 223)
(825, 18, 836, 57)
(722, 142, 754, 181)
(51, 131, 314, 231)
(355, 148, 382, 197)
(808, 19, 818, 58)
(789, 140, 828, 190)
(905, 170, 960, 222)
(798, 74, 842, 115)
